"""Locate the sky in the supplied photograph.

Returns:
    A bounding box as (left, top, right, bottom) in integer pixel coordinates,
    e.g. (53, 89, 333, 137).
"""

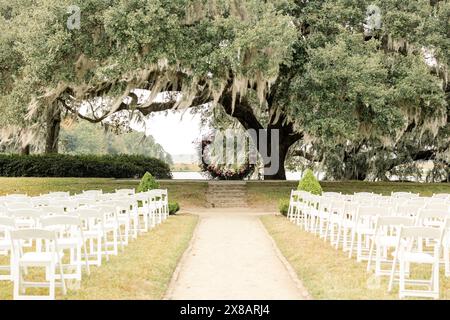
(90, 89, 207, 157)
(139, 110, 204, 156)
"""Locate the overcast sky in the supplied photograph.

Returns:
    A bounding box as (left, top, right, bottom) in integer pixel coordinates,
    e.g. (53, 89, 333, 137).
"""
(139, 110, 204, 156)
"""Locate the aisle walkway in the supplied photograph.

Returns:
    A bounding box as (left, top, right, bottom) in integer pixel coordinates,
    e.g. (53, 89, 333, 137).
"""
(165, 209, 309, 300)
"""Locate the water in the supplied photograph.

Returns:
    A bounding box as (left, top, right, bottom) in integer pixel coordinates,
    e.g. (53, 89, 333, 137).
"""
(171, 171, 428, 182)
(172, 171, 307, 181)
(172, 171, 205, 180)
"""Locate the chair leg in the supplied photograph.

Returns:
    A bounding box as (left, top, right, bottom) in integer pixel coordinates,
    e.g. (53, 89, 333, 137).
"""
(113, 229, 118, 255)
(367, 239, 375, 273)
(82, 241, 90, 275)
(399, 259, 405, 299)
(76, 246, 82, 280)
(13, 265, 20, 300)
(324, 221, 330, 242)
(357, 233, 362, 262)
(58, 261, 67, 296)
(97, 237, 102, 266)
(432, 260, 440, 299)
(388, 253, 398, 292)
(49, 263, 56, 300)
(335, 225, 342, 250)
(444, 246, 449, 277)
(348, 231, 356, 259)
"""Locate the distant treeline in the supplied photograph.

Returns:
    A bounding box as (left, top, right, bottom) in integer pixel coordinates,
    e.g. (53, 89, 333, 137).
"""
(60, 121, 173, 165)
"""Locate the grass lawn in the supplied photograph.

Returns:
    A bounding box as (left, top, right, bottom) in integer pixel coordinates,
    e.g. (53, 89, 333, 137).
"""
(261, 215, 450, 300)
(0, 214, 198, 300)
(0, 178, 448, 210)
(0, 177, 208, 208)
(249, 181, 450, 210)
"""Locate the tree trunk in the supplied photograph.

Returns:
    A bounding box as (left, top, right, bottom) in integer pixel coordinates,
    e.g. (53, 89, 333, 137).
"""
(45, 108, 61, 154)
(262, 131, 291, 180)
(20, 144, 31, 155)
(219, 94, 302, 180)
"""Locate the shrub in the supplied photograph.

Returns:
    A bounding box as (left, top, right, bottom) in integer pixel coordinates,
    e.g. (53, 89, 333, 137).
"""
(278, 198, 289, 217)
(0, 154, 172, 179)
(137, 172, 160, 192)
(298, 169, 323, 195)
(169, 201, 180, 215)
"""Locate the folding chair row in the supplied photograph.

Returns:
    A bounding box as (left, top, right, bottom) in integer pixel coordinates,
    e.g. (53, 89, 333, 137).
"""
(286, 190, 450, 299)
(0, 189, 171, 300)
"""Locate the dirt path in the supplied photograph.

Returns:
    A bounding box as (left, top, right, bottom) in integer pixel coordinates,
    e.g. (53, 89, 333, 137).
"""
(165, 208, 310, 300)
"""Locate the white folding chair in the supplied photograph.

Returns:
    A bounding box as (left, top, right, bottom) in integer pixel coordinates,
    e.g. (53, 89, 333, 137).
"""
(75, 208, 108, 267)
(305, 195, 322, 233)
(74, 197, 99, 207)
(315, 197, 333, 239)
(30, 197, 50, 207)
(439, 218, 450, 278)
(57, 200, 79, 212)
(118, 196, 140, 238)
(109, 199, 134, 245)
(432, 193, 450, 200)
(47, 192, 70, 198)
(391, 192, 419, 199)
(10, 229, 66, 300)
(367, 216, 416, 276)
(287, 190, 302, 223)
(416, 208, 448, 228)
(41, 205, 66, 217)
(395, 203, 424, 218)
(0, 217, 16, 281)
(348, 205, 389, 262)
(158, 189, 169, 220)
(7, 208, 42, 229)
(334, 201, 358, 251)
(322, 192, 342, 197)
(135, 191, 152, 232)
(323, 200, 347, 245)
(5, 201, 34, 211)
(40, 215, 90, 281)
(388, 226, 445, 299)
(90, 204, 123, 255)
(81, 190, 103, 197)
(115, 189, 135, 196)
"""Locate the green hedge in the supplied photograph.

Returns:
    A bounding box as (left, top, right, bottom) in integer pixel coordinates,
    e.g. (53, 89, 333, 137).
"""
(0, 154, 172, 179)
(278, 198, 289, 217)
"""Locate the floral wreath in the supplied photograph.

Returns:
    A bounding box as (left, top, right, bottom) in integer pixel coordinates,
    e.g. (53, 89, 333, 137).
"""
(198, 136, 255, 180)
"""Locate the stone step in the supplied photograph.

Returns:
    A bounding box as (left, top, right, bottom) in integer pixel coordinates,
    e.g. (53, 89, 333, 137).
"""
(207, 190, 247, 196)
(207, 186, 247, 191)
(205, 181, 249, 208)
(206, 195, 247, 201)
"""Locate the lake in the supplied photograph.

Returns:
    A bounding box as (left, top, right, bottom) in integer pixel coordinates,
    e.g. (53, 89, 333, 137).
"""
(171, 171, 314, 181)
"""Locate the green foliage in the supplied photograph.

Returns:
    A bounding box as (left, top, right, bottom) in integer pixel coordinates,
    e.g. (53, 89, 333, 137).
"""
(0, 154, 172, 179)
(137, 172, 160, 192)
(0, 0, 449, 181)
(169, 201, 180, 215)
(297, 169, 323, 195)
(278, 198, 289, 217)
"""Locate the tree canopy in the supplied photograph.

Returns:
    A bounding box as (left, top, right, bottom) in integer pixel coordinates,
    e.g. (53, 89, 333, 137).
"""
(1, 0, 449, 180)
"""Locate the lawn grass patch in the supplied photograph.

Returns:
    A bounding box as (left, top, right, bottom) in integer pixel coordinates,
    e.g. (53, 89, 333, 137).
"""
(0, 214, 198, 300)
(261, 215, 450, 300)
